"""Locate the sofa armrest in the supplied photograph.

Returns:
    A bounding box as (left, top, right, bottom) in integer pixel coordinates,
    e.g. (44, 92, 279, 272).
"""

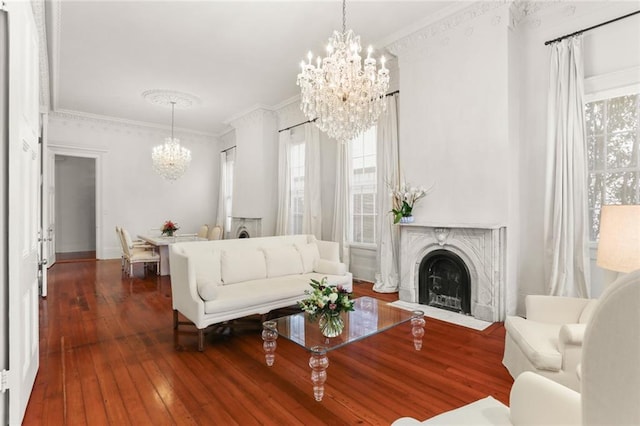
(169, 246, 205, 328)
(314, 258, 347, 276)
(525, 295, 590, 324)
(559, 323, 586, 346)
(510, 371, 581, 426)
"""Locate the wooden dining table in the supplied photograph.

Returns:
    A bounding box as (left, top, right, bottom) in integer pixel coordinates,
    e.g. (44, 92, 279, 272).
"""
(137, 234, 207, 276)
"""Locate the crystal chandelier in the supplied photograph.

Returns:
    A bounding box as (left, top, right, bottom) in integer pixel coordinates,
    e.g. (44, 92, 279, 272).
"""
(151, 101, 191, 181)
(297, 0, 390, 143)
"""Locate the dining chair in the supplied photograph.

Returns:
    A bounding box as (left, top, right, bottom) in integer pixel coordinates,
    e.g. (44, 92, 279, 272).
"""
(120, 228, 160, 277)
(197, 224, 209, 239)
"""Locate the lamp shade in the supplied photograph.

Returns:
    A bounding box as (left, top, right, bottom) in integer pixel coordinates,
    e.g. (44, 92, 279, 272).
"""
(596, 205, 640, 273)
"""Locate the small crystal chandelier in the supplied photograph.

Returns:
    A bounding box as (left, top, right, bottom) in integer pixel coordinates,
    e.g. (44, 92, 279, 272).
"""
(151, 101, 191, 181)
(297, 0, 390, 143)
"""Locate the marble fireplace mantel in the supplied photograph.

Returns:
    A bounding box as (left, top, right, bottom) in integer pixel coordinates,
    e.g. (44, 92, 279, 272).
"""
(399, 223, 507, 322)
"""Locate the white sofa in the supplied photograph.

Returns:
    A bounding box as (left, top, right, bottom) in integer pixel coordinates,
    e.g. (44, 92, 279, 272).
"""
(169, 234, 353, 351)
(502, 295, 598, 391)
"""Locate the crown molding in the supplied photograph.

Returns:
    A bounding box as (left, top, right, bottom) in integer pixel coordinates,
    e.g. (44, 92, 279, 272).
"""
(48, 0, 61, 111)
(387, 1, 511, 56)
(31, 0, 50, 111)
(49, 109, 217, 143)
(225, 104, 276, 130)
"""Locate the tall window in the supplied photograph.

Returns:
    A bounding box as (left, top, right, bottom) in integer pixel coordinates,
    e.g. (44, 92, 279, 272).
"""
(289, 138, 305, 234)
(350, 127, 377, 244)
(586, 92, 640, 241)
(221, 147, 235, 235)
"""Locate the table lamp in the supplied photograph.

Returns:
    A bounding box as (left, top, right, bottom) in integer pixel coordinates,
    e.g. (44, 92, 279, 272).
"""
(596, 205, 640, 274)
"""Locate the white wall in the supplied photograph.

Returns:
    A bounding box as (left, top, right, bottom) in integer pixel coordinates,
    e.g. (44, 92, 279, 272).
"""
(48, 112, 219, 259)
(54, 155, 96, 252)
(517, 2, 640, 305)
(229, 109, 279, 235)
(390, 3, 517, 311)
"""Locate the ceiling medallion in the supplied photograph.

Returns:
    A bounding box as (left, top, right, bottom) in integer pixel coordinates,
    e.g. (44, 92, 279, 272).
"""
(297, 0, 390, 143)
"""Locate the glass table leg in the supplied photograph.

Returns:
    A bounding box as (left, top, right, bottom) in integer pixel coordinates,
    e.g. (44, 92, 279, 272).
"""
(411, 310, 426, 351)
(262, 320, 278, 366)
(309, 346, 329, 401)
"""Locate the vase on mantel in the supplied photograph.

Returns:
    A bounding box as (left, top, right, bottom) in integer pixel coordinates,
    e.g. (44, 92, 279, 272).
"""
(399, 215, 415, 224)
(318, 311, 344, 338)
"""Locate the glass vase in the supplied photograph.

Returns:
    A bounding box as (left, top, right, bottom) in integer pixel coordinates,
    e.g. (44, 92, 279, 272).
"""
(318, 311, 344, 338)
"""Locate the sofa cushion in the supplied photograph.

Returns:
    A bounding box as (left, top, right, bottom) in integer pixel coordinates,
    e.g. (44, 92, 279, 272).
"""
(188, 248, 221, 286)
(263, 246, 304, 278)
(504, 316, 563, 371)
(221, 249, 267, 285)
(578, 299, 598, 324)
(314, 258, 346, 276)
(197, 279, 219, 301)
(295, 243, 320, 273)
(204, 277, 310, 314)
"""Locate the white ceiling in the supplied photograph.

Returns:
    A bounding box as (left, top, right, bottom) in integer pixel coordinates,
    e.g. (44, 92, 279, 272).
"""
(46, 1, 464, 135)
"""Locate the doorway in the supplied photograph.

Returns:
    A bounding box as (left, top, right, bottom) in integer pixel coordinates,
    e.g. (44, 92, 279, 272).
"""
(54, 154, 96, 262)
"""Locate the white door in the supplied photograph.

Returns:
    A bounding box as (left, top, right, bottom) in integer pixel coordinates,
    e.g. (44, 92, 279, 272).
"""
(39, 114, 51, 297)
(46, 150, 56, 268)
(5, 0, 40, 423)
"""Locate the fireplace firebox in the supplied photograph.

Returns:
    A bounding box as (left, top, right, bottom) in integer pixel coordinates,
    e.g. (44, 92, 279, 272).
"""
(419, 249, 471, 314)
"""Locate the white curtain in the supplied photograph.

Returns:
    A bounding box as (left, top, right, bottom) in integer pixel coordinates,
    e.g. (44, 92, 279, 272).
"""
(374, 94, 400, 293)
(215, 152, 226, 227)
(332, 141, 351, 268)
(302, 124, 322, 239)
(275, 130, 292, 235)
(544, 36, 590, 298)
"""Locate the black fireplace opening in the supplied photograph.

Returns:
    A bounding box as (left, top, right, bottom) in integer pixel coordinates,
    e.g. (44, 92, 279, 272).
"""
(419, 249, 471, 315)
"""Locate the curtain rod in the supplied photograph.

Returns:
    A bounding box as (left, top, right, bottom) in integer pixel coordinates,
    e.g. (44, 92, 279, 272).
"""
(544, 10, 639, 45)
(278, 119, 316, 133)
(277, 90, 400, 133)
(221, 145, 236, 153)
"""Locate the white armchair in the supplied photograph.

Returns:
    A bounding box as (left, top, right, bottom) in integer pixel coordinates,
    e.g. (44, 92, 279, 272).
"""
(502, 294, 597, 391)
(392, 269, 640, 425)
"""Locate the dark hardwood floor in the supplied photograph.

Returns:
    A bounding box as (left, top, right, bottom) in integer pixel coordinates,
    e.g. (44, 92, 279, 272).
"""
(55, 251, 97, 263)
(24, 260, 513, 425)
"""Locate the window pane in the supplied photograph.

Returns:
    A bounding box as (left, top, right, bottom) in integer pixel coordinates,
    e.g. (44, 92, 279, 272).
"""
(585, 100, 604, 135)
(603, 172, 638, 204)
(607, 94, 638, 133)
(606, 131, 636, 169)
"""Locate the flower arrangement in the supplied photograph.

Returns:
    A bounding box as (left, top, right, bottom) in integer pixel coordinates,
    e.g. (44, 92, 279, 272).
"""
(298, 277, 355, 321)
(161, 220, 179, 236)
(390, 182, 432, 224)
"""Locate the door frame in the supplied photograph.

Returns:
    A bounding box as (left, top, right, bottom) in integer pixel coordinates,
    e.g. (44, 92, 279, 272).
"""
(48, 144, 105, 259)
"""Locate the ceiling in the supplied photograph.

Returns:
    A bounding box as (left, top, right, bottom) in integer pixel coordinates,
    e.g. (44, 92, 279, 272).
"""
(45, 1, 464, 136)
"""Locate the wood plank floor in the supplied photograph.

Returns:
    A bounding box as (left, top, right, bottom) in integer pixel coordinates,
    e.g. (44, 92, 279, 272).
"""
(24, 260, 513, 425)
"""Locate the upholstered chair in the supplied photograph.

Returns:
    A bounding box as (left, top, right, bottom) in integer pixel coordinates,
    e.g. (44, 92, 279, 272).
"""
(197, 224, 209, 239)
(502, 294, 597, 391)
(207, 225, 223, 240)
(392, 269, 640, 425)
(120, 228, 160, 277)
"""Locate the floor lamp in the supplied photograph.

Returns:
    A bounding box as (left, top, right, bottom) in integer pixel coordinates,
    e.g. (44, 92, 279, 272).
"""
(596, 205, 640, 284)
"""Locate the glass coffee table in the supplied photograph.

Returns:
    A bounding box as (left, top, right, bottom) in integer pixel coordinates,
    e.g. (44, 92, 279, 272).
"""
(262, 296, 425, 401)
